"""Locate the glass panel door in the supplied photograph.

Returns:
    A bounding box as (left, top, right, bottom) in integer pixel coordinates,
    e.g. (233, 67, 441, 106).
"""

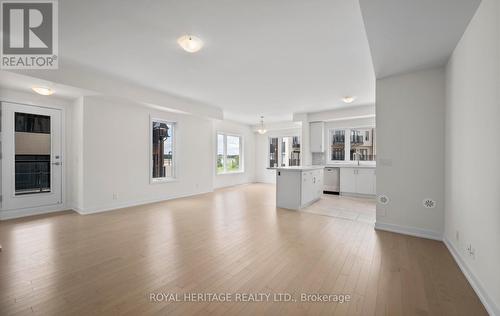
(14, 112, 52, 195)
(1, 102, 62, 211)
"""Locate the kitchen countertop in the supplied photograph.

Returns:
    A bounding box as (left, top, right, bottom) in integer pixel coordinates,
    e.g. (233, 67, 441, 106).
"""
(323, 164, 376, 169)
(275, 166, 325, 171)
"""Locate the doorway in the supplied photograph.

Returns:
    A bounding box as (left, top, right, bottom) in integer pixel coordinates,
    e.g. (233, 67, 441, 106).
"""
(1, 102, 63, 211)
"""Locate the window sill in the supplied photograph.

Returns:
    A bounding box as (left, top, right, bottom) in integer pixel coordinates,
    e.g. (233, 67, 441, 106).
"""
(217, 170, 245, 175)
(150, 178, 178, 184)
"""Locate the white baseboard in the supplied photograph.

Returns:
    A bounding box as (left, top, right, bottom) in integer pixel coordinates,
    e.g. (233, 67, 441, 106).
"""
(374, 221, 443, 241)
(444, 237, 499, 316)
(75, 189, 213, 215)
(0, 204, 73, 220)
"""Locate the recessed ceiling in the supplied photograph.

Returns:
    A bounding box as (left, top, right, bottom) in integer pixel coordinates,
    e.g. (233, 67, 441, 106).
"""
(57, 0, 375, 124)
(359, 0, 481, 79)
(0, 71, 94, 100)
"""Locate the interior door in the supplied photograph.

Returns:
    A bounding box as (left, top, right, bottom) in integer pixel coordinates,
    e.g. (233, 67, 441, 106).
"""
(1, 102, 63, 210)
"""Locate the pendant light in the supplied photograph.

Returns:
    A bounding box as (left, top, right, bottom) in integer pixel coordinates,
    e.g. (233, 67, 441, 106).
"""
(257, 116, 267, 135)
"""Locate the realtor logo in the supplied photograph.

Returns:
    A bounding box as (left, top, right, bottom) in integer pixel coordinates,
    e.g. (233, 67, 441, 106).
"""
(1, 0, 58, 69)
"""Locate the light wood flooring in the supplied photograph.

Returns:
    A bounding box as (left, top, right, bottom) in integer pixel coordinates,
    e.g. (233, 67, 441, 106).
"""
(0, 184, 487, 315)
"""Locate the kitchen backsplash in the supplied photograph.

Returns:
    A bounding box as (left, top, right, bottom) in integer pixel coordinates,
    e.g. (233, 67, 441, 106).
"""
(312, 152, 325, 165)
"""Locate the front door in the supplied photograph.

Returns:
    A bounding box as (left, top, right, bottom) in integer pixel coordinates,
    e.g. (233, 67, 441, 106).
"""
(1, 102, 63, 210)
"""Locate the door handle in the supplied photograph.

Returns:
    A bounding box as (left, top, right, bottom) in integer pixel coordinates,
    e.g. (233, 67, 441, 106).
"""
(52, 162, 62, 166)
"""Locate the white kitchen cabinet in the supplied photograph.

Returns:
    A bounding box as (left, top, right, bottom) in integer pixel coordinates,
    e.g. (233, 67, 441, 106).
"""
(276, 166, 324, 210)
(310, 122, 324, 153)
(339, 167, 376, 195)
(356, 168, 375, 195)
(340, 168, 356, 193)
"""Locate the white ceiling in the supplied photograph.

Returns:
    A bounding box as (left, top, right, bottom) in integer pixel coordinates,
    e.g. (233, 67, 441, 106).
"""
(0, 71, 94, 100)
(57, 0, 375, 124)
(359, 0, 481, 79)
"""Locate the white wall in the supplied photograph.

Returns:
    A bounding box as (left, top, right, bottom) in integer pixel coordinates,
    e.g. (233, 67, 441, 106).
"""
(306, 104, 375, 122)
(71, 97, 84, 211)
(375, 67, 446, 239)
(444, 0, 500, 313)
(0, 89, 257, 218)
(255, 128, 301, 184)
(78, 96, 215, 213)
(213, 119, 255, 189)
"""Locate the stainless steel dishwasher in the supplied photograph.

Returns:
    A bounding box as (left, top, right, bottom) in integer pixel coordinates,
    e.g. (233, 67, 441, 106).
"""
(323, 167, 340, 194)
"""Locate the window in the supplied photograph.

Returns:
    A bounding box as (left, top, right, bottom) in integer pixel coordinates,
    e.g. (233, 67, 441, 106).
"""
(328, 128, 376, 163)
(269, 137, 279, 168)
(330, 129, 345, 161)
(350, 128, 375, 161)
(216, 133, 243, 173)
(151, 119, 175, 181)
(268, 136, 300, 168)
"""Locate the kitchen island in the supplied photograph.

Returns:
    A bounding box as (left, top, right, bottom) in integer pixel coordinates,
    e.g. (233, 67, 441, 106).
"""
(276, 166, 324, 210)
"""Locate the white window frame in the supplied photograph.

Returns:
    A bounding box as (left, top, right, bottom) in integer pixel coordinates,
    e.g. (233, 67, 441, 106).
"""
(267, 135, 301, 168)
(327, 126, 376, 164)
(150, 117, 177, 183)
(216, 132, 244, 174)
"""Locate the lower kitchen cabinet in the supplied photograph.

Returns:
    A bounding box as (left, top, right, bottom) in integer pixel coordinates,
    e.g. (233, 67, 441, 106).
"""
(276, 167, 324, 210)
(339, 167, 376, 195)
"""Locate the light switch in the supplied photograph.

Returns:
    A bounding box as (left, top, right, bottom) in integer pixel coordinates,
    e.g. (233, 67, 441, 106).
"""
(379, 158, 392, 167)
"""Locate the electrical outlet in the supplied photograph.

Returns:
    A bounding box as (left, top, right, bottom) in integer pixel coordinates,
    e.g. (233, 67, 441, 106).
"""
(455, 230, 460, 242)
(112, 193, 118, 200)
(466, 244, 476, 259)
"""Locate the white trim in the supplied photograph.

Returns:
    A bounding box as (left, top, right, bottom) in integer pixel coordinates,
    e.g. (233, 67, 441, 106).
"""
(340, 192, 376, 198)
(0, 203, 70, 220)
(444, 237, 499, 316)
(217, 170, 246, 175)
(374, 221, 443, 241)
(74, 189, 213, 215)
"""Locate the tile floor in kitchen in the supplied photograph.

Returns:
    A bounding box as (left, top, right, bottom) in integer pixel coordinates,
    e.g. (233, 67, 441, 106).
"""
(301, 194, 376, 224)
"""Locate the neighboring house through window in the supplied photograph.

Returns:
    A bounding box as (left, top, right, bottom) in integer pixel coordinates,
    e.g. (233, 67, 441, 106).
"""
(268, 136, 300, 168)
(328, 127, 376, 163)
(151, 118, 175, 182)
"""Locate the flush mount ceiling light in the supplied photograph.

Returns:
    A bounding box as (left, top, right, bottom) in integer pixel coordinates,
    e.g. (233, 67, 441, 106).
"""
(342, 96, 356, 104)
(257, 116, 267, 135)
(32, 86, 54, 96)
(177, 35, 203, 53)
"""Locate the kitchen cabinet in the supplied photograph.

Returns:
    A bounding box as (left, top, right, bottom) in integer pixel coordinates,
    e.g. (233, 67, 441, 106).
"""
(339, 167, 376, 195)
(310, 122, 324, 153)
(276, 166, 324, 210)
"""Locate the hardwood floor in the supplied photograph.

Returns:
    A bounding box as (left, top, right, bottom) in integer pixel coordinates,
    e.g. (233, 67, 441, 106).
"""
(0, 184, 487, 316)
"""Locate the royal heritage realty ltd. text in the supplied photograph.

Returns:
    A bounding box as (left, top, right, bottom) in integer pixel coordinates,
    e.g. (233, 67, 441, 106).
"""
(149, 292, 352, 304)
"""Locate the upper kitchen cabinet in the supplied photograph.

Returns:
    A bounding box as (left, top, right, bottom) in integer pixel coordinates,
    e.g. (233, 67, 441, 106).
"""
(310, 121, 324, 153)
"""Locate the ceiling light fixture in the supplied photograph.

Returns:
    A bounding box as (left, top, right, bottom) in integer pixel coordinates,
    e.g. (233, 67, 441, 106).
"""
(32, 86, 54, 96)
(257, 116, 267, 135)
(342, 96, 356, 104)
(177, 35, 203, 53)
